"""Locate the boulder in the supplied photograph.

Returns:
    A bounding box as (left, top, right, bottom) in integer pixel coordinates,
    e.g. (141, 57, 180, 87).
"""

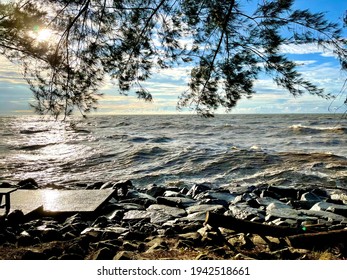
(156, 196, 196, 208)
(310, 202, 347, 217)
(186, 204, 225, 215)
(227, 203, 265, 220)
(17, 178, 39, 189)
(187, 184, 211, 198)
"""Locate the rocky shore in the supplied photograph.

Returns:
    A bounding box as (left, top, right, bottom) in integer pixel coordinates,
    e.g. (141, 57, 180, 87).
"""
(1, 179, 347, 260)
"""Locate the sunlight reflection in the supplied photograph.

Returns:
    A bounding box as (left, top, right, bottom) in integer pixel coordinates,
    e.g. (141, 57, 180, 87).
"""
(42, 190, 59, 211)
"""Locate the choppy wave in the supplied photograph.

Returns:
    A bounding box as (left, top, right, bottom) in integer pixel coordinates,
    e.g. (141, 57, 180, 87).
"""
(290, 124, 347, 134)
(0, 114, 346, 188)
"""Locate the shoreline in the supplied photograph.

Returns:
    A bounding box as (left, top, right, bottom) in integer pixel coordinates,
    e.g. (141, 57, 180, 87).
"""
(1, 178, 347, 260)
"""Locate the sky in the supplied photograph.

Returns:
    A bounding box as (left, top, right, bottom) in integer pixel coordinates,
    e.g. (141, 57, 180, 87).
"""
(0, 0, 346, 116)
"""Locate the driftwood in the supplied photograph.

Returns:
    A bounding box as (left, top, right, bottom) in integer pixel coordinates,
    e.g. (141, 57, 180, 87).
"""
(204, 212, 347, 249)
(286, 229, 347, 249)
(204, 212, 303, 237)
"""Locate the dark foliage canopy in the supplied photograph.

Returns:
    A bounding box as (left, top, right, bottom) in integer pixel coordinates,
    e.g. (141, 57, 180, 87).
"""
(0, 0, 346, 117)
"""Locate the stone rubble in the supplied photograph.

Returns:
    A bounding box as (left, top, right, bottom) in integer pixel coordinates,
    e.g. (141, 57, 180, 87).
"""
(0, 178, 346, 260)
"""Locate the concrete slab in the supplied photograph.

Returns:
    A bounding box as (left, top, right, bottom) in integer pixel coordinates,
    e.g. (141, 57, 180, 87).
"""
(10, 189, 115, 215)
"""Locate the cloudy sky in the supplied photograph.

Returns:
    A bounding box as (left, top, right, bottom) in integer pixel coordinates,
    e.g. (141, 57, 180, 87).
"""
(0, 0, 346, 115)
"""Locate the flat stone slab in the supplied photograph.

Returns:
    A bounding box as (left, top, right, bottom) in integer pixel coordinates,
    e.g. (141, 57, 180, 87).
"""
(10, 189, 115, 215)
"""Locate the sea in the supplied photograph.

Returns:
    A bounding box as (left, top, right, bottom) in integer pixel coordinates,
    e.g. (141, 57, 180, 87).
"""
(0, 114, 346, 190)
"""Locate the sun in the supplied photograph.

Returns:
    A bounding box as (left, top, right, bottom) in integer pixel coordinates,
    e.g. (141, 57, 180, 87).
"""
(36, 28, 52, 42)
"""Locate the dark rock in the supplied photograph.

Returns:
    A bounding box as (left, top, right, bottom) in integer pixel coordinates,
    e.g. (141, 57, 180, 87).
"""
(260, 190, 280, 199)
(146, 185, 166, 197)
(106, 209, 124, 221)
(42, 246, 64, 259)
(17, 231, 36, 246)
(113, 251, 134, 260)
(92, 216, 111, 228)
(0, 182, 13, 188)
(17, 178, 39, 189)
(121, 230, 147, 241)
(122, 241, 138, 251)
(86, 181, 104, 189)
(187, 184, 211, 198)
(59, 253, 84, 260)
(92, 248, 115, 260)
(156, 196, 196, 208)
(7, 209, 25, 225)
(22, 250, 47, 260)
(267, 185, 299, 199)
(113, 180, 133, 197)
(197, 198, 229, 208)
(40, 228, 62, 242)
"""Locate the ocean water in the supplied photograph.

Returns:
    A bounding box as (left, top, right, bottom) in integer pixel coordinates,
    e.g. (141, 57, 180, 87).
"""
(0, 114, 346, 189)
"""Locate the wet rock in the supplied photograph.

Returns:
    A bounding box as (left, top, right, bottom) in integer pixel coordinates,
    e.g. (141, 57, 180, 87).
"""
(156, 196, 196, 208)
(86, 181, 104, 189)
(187, 184, 211, 198)
(92, 216, 112, 228)
(194, 191, 236, 203)
(110, 202, 145, 211)
(186, 204, 225, 215)
(145, 185, 166, 197)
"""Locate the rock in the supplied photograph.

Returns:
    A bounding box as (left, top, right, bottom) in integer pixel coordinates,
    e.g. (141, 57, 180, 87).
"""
(301, 192, 324, 202)
(194, 191, 236, 203)
(186, 204, 225, 215)
(267, 185, 299, 199)
(265, 208, 317, 222)
(256, 197, 286, 207)
(113, 251, 134, 260)
(123, 210, 151, 221)
(92, 248, 115, 260)
(187, 184, 211, 198)
(266, 202, 292, 211)
(227, 203, 265, 220)
(6, 209, 25, 225)
(147, 204, 187, 216)
(234, 253, 256, 260)
(21, 250, 47, 260)
(59, 253, 84, 260)
(156, 196, 196, 208)
(174, 212, 207, 223)
(163, 190, 185, 197)
(17, 178, 39, 189)
(146, 185, 166, 197)
(110, 202, 145, 211)
(301, 209, 347, 222)
(310, 202, 347, 217)
(178, 232, 201, 245)
(106, 209, 124, 221)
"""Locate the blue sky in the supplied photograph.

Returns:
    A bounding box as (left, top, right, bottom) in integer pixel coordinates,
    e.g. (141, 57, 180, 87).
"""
(0, 0, 346, 115)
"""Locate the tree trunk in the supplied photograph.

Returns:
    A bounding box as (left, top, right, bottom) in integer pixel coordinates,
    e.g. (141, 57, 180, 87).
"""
(204, 212, 302, 237)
